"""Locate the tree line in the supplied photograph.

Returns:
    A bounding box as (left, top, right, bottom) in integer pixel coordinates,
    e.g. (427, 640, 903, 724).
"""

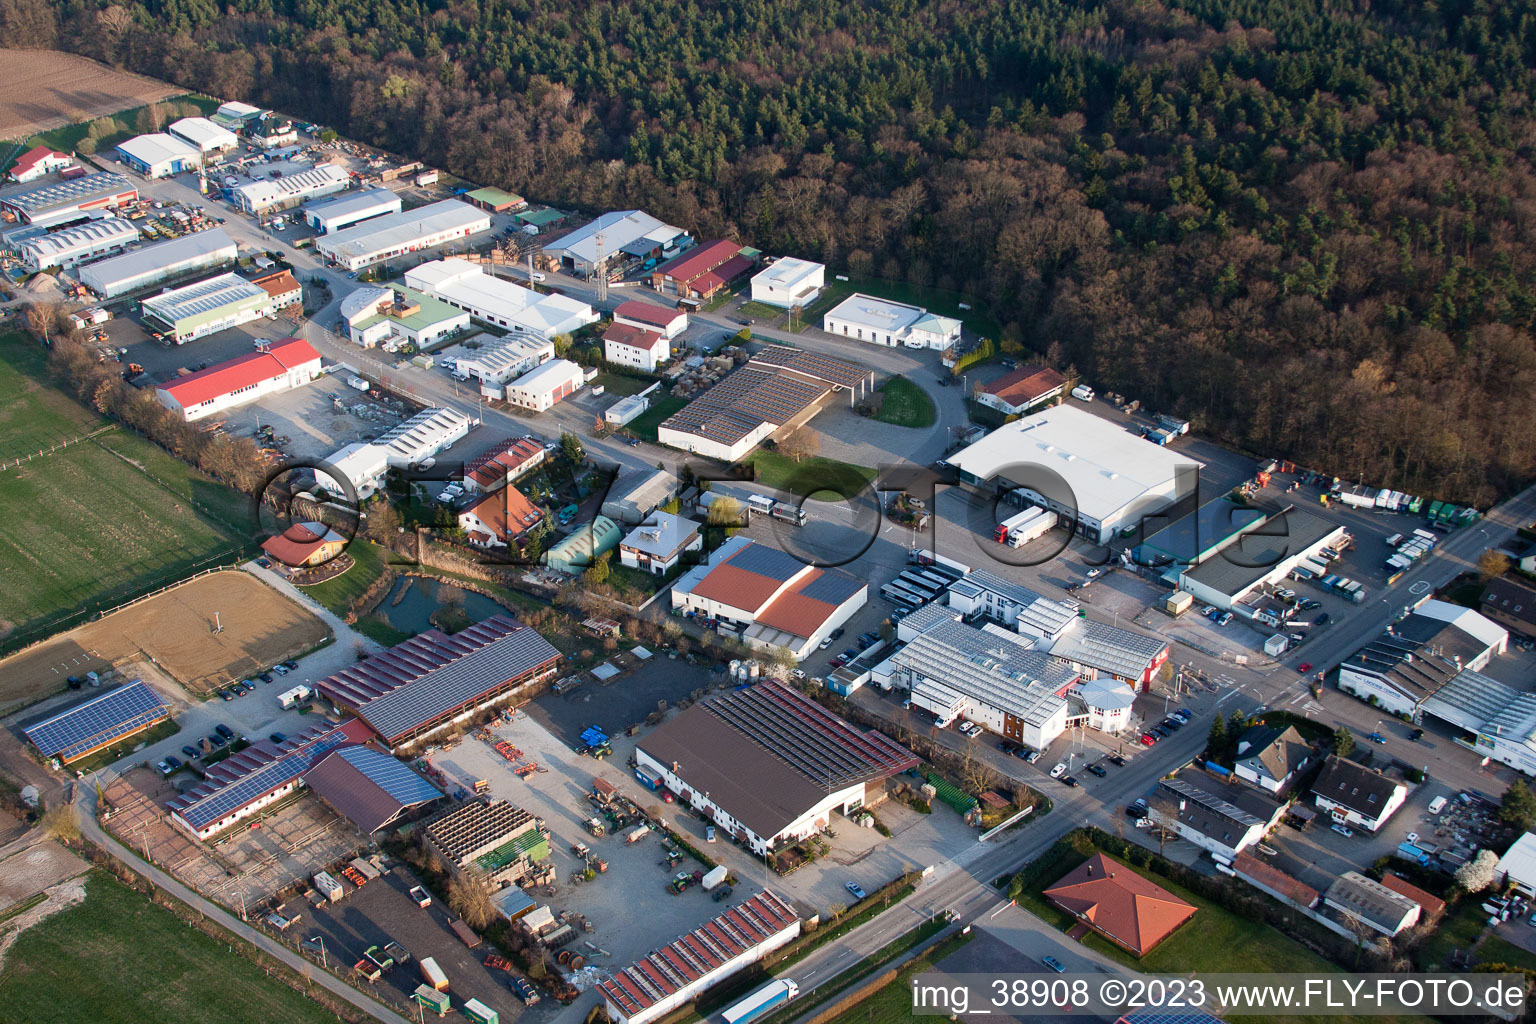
(4, 0, 1536, 502)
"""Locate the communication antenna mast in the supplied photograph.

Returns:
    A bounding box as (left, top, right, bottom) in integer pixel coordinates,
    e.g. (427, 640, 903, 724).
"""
(595, 224, 608, 303)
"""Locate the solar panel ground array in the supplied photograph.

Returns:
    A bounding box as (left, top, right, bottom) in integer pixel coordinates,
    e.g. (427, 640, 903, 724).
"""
(23, 679, 169, 763)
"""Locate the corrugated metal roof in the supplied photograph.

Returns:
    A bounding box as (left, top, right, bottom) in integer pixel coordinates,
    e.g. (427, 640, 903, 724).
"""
(142, 272, 268, 325)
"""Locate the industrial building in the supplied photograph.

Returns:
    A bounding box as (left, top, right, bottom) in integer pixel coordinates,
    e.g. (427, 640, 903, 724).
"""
(231, 164, 348, 215)
(315, 614, 561, 751)
(945, 570, 1080, 641)
(406, 258, 597, 340)
(543, 209, 688, 279)
(1497, 833, 1536, 896)
(462, 437, 546, 493)
(1044, 853, 1197, 957)
(1046, 619, 1170, 693)
(1134, 495, 1267, 572)
(303, 187, 402, 234)
(544, 516, 623, 574)
(154, 336, 322, 421)
(1336, 599, 1508, 715)
(613, 300, 688, 339)
(167, 116, 240, 155)
(23, 679, 170, 766)
(140, 272, 279, 344)
(463, 187, 526, 213)
(1178, 506, 1347, 612)
(315, 200, 490, 271)
(600, 468, 676, 524)
(459, 485, 544, 549)
(212, 100, 262, 127)
(165, 721, 369, 840)
(339, 284, 469, 350)
(657, 347, 872, 462)
(822, 293, 961, 350)
(18, 217, 138, 271)
(671, 537, 868, 659)
(944, 406, 1202, 545)
(619, 512, 702, 575)
(889, 612, 1079, 750)
(636, 682, 916, 856)
(598, 891, 800, 1024)
(975, 365, 1066, 417)
(422, 799, 551, 888)
(317, 407, 475, 498)
(79, 227, 238, 298)
(1311, 756, 1407, 833)
(750, 257, 825, 309)
(8, 144, 72, 183)
(448, 333, 554, 387)
(302, 744, 444, 833)
(502, 358, 584, 411)
(649, 239, 755, 299)
(1418, 668, 1536, 775)
(1151, 771, 1286, 861)
(116, 133, 202, 178)
(1323, 873, 1421, 937)
(0, 172, 138, 228)
(603, 322, 669, 372)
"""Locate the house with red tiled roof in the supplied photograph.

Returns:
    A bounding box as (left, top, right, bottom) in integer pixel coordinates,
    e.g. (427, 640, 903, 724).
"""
(649, 240, 755, 300)
(1043, 852, 1197, 956)
(976, 365, 1066, 416)
(670, 537, 867, 659)
(613, 300, 688, 339)
(261, 521, 347, 567)
(603, 322, 670, 372)
(154, 337, 322, 422)
(252, 269, 302, 310)
(459, 485, 544, 548)
(462, 437, 546, 494)
(9, 145, 72, 183)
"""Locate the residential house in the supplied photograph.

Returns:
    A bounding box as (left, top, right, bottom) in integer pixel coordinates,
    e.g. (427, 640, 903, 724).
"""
(1233, 725, 1315, 794)
(1042, 853, 1197, 957)
(459, 486, 544, 549)
(1481, 575, 1536, 638)
(1153, 771, 1287, 861)
(1311, 756, 1407, 833)
(619, 512, 702, 576)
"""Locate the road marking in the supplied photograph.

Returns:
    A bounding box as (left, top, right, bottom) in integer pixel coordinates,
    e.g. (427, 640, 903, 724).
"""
(1288, 693, 1304, 705)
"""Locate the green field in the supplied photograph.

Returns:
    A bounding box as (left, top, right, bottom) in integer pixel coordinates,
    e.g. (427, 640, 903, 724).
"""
(301, 539, 390, 617)
(872, 376, 936, 428)
(590, 371, 654, 397)
(0, 334, 252, 644)
(626, 395, 689, 442)
(17, 95, 220, 154)
(738, 451, 877, 497)
(0, 870, 344, 1024)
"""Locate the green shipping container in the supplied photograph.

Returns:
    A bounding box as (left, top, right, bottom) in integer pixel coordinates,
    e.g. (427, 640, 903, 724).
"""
(414, 985, 450, 1016)
(464, 997, 500, 1024)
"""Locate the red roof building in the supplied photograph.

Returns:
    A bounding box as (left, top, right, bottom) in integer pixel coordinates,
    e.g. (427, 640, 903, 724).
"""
(261, 521, 347, 567)
(603, 322, 670, 372)
(463, 437, 547, 493)
(155, 337, 322, 422)
(1043, 852, 1197, 956)
(613, 300, 689, 338)
(649, 240, 755, 300)
(252, 269, 302, 309)
(459, 485, 544, 548)
(976, 365, 1066, 416)
(1377, 874, 1446, 920)
(9, 145, 72, 183)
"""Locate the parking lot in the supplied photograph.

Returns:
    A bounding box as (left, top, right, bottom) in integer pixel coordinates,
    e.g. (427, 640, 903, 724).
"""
(219, 376, 409, 462)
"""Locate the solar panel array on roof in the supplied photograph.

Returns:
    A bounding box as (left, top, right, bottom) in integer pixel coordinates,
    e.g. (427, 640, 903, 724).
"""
(660, 367, 828, 445)
(723, 542, 806, 583)
(746, 345, 870, 389)
(334, 746, 442, 805)
(24, 680, 169, 762)
(317, 615, 523, 710)
(357, 628, 561, 742)
(167, 724, 349, 831)
(794, 569, 865, 605)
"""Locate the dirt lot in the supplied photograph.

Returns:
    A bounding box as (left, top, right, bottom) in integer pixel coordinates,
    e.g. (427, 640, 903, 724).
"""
(0, 49, 179, 139)
(0, 571, 330, 709)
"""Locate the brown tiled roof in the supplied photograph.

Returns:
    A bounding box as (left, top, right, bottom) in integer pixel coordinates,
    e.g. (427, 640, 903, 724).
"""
(1378, 874, 1446, 918)
(1043, 853, 1197, 956)
(252, 269, 300, 300)
(689, 564, 792, 614)
(614, 300, 686, 330)
(261, 521, 343, 566)
(981, 365, 1065, 408)
(463, 486, 542, 542)
(603, 322, 664, 352)
(464, 437, 544, 490)
(753, 568, 864, 639)
(1233, 852, 1319, 907)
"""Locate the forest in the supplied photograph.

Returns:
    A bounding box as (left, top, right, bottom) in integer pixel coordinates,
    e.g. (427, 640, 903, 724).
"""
(2, 0, 1535, 503)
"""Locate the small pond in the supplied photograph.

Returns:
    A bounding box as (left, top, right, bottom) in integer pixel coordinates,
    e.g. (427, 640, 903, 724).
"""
(375, 576, 508, 633)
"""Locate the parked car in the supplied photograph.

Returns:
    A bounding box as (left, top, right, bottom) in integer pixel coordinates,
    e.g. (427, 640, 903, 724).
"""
(830, 627, 845, 640)
(219, 688, 234, 701)
(258, 672, 274, 683)
(1140, 732, 1157, 746)
(1161, 717, 1183, 731)
(999, 741, 1021, 756)
(1061, 776, 1079, 788)
(1174, 709, 1193, 723)
(1406, 832, 1419, 844)
(1217, 611, 1233, 626)
(1314, 613, 1331, 625)
(273, 664, 289, 676)
(1086, 764, 1107, 777)
(1042, 956, 1066, 972)
(706, 826, 717, 843)
(1025, 750, 1043, 764)
(158, 756, 181, 776)
(181, 745, 199, 759)
(1050, 762, 1067, 778)
(255, 558, 271, 568)
(1126, 798, 1149, 819)
(281, 660, 298, 671)
(1296, 662, 1313, 673)
(1332, 823, 1355, 838)
(1366, 731, 1387, 744)
(819, 637, 833, 649)
(215, 723, 234, 739)
(845, 881, 867, 900)
(1152, 726, 1170, 739)
(829, 655, 847, 668)
(1108, 754, 1127, 766)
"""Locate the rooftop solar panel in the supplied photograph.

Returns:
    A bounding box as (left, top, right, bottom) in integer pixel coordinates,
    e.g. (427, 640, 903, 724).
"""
(171, 728, 348, 830)
(24, 680, 169, 761)
(795, 568, 864, 605)
(335, 746, 443, 805)
(724, 543, 806, 582)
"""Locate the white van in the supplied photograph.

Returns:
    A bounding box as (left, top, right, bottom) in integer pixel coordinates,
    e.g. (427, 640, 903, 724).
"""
(1428, 795, 1447, 815)
(1071, 384, 1095, 401)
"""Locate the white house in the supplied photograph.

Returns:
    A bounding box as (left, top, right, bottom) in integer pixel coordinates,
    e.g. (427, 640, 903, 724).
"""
(1153, 771, 1287, 861)
(749, 257, 824, 309)
(1233, 724, 1314, 794)
(618, 512, 701, 575)
(8, 145, 72, 183)
(612, 300, 688, 340)
(1311, 756, 1407, 832)
(822, 293, 961, 350)
(502, 358, 583, 412)
(603, 322, 669, 372)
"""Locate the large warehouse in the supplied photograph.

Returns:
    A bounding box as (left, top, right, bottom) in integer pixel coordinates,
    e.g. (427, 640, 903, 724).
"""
(406, 258, 598, 340)
(24, 679, 170, 766)
(0, 172, 138, 228)
(79, 227, 238, 298)
(231, 164, 348, 215)
(637, 682, 916, 856)
(1337, 599, 1508, 716)
(301, 744, 444, 834)
(543, 209, 688, 279)
(750, 257, 825, 309)
(317, 407, 474, 498)
(672, 537, 868, 659)
(116, 133, 202, 178)
(18, 217, 138, 271)
(315, 200, 490, 271)
(316, 614, 561, 752)
(340, 284, 469, 350)
(1177, 505, 1347, 612)
(167, 116, 240, 155)
(599, 891, 800, 1024)
(140, 272, 279, 343)
(822, 293, 961, 350)
(945, 406, 1201, 545)
(303, 187, 402, 233)
(448, 333, 554, 385)
(658, 346, 872, 461)
(648, 239, 755, 299)
(154, 337, 322, 421)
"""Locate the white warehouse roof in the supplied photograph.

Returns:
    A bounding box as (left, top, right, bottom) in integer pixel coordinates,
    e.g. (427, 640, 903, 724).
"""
(752, 256, 823, 291)
(508, 357, 582, 393)
(304, 187, 400, 228)
(19, 217, 137, 263)
(824, 293, 927, 333)
(168, 116, 240, 152)
(406, 258, 595, 338)
(142, 273, 265, 323)
(117, 133, 201, 168)
(545, 209, 681, 264)
(373, 407, 473, 464)
(315, 200, 486, 263)
(234, 164, 348, 210)
(79, 228, 237, 295)
(945, 406, 1201, 524)
(1413, 599, 1510, 653)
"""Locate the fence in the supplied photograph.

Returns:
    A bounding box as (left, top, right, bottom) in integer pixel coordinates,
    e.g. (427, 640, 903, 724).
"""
(0, 425, 117, 471)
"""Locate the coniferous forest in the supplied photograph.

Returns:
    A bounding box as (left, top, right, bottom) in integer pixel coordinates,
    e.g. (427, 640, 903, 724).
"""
(4, 0, 1536, 503)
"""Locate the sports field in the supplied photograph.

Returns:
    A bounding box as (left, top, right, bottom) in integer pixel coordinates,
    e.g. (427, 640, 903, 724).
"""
(0, 333, 253, 648)
(0, 869, 344, 1024)
(0, 571, 329, 712)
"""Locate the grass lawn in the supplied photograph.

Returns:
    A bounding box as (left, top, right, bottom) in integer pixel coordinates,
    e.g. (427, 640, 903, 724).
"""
(1476, 934, 1536, 972)
(703, 283, 747, 312)
(0, 332, 106, 454)
(0, 869, 343, 1024)
(591, 372, 654, 397)
(626, 395, 689, 442)
(1418, 898, 1490, 969)
(300, 541, 390, 617)
(872, 376, 935, 428)
(736, 300, 789, 321)
(738, 451, 877, 497)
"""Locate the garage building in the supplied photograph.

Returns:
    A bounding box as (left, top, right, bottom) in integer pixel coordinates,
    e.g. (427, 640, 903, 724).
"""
(79, 227, 238, 298)
(406, 258, 597, 340)
(636, 682, 916, 856)
(503, 358, 584, 411)
(945, 406, 1202, 545)
(140, 272, 278, 344)
(303, 187, 402, 234)
(316, 200, 490, 271)
(116, 133, 203, 178)
(18, 217, 138, 271)
(750, 257, 825, 309)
